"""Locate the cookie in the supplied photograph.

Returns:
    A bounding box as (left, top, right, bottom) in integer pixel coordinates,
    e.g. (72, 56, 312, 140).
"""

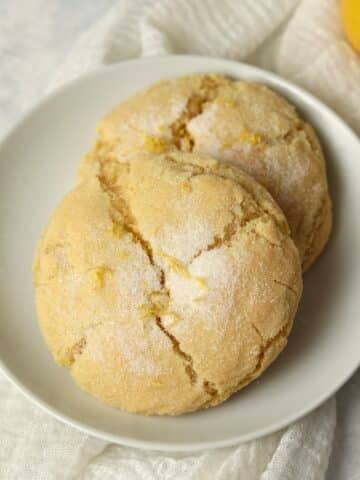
(34, 152, 302, 415)
(79, 74, 332, 270)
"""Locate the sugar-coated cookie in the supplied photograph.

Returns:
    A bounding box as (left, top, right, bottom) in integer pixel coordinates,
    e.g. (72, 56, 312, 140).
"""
(79, 75, 332, 270)
(34, 152, 302, 415)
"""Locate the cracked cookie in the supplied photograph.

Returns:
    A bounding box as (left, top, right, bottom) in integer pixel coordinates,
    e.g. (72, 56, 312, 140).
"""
(34, 151, 302, 415)
(79, 74, 332, 270)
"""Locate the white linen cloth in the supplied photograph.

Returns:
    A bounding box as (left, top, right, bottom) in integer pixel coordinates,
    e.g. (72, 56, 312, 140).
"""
(1, 0, 360, 478)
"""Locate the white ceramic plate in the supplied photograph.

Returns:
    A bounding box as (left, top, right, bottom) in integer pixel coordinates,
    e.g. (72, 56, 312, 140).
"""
(0, 56, 359, 451)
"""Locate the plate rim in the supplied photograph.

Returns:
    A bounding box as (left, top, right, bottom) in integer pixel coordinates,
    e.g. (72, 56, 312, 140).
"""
(0, 54, 359, 452)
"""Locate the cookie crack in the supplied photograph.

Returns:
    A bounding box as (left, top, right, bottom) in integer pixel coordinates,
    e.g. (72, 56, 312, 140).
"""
(190, 211, 238, 263)
(141, 285, 218, 399)
(67, 320, 119, 367)
(97, 167, 155, 266)
(261, 120, 307, 148)
(163, 154, 290, 271)
(69, 337, 87, 366)
(231, 183, 288, 236)
(155, 316, 197, 383)
(215, 319, 291, 404)
(168, 153, 288, 235)
(98, 163, 218, 399)
(248, 320, 290, 381)
(273, 279, 298, 295)
(97, 155, 293, 403)
(169, 76, 222, 152)
(250, 321, 264, 344)
(281, 121, 321, 152)
(151, 285, 218, 399)
(190, 206, 264, 264)
(189, 212, 287, 269)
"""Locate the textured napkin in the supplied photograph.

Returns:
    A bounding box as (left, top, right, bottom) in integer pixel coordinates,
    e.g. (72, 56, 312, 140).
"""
(2, 0, 360, 478)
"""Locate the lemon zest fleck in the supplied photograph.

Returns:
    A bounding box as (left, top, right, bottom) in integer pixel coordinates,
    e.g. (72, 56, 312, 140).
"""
(163, 312, 181, 326)
(138, 303, 158, 319)
(180, 181, 192, 193)
(151, 225, 161, 236)
(138, 289, 170, 319)
(91, 266, 113, 289)
(109, 221, 125, 238)
(158, 252, 208, 290)
(118, 250, 129, 260)
(217, 95, 237, 108)
(194, 277, 207, 290)
(143, 135, 167, 153)
(151, 380, 163, 387)
(238, 128, 262, 145)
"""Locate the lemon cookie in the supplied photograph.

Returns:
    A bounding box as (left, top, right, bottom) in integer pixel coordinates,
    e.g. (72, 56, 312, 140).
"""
(79, 74, 331, 270)
(34, 151, 302, 415)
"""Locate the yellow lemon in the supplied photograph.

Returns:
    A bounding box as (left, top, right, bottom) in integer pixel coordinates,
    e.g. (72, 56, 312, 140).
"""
(341, 0, 360, 52)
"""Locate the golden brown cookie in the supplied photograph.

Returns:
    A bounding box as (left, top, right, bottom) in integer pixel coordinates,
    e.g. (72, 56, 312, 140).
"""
(34, 152, 302, 415)
(79, 74, 332, 270)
